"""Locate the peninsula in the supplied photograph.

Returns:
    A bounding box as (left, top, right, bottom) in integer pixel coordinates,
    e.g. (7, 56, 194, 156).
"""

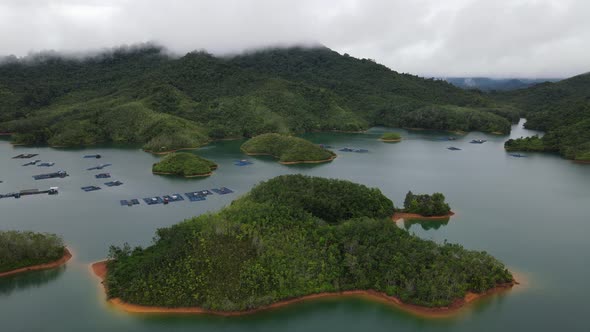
(0, 231, 71, 277)
(93, 175, 514, 317)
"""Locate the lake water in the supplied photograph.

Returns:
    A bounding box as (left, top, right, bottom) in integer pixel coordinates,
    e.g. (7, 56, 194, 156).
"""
(1, 119, 589, 332)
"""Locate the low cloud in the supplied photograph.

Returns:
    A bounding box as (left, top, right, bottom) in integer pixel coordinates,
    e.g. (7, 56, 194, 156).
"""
(0, 0, 588, 78)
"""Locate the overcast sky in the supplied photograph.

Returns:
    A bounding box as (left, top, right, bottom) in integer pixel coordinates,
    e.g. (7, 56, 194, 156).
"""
(1, 0, 588, 78)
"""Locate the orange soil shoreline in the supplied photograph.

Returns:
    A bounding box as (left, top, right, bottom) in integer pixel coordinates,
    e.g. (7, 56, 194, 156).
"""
(152, 171, 213, 178)
(243, 151, 337, 165)
(392, 211, 455, 222)
(91, 260, 516, 318)
(0, 248, 72, 278)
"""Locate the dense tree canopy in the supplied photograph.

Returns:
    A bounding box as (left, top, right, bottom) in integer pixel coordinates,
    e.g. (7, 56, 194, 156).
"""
(152, 152, 217, 177)
(106, 175, 512, 311)
(0, 231, 65, 273)
(0, 45, 517, 150)
(402, 191, 451, 217)
(494, 73, 590, 161)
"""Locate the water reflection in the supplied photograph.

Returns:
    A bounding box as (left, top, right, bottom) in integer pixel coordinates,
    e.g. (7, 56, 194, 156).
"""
(403, 218, 450, 231)
(0, 265, 66, 296)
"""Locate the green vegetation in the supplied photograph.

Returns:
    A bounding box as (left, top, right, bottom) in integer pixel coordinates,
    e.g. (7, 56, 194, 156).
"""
(504, 135, 545, 152)
(152, 152, 217, 177)
(0, 231, 65, 273)
(241, 133, 335, 163)
(493, 73, 590, 161)
(380, 132, 401, 141)
(106, 175, 512, 311)
(402, 191, 451, 217)
(0, 45, 517, 150)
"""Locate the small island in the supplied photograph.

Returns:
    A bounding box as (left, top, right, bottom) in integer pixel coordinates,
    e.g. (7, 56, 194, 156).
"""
(240, 133, 336, 164)
(0, 231, 71, 277)
(152, 152, 218, 177)
(380, 132, 402, 142)
(392, 191, 454, 221)
(93, 175, 514, 317)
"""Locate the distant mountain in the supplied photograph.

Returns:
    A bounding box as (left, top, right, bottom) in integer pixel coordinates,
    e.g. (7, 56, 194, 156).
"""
(0, 45, 516, 152)
(444, 77, 560, 91)
(493, 73, 590, 161)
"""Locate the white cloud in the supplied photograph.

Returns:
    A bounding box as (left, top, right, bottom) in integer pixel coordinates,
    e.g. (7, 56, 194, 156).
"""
(0, 0, 587, 78)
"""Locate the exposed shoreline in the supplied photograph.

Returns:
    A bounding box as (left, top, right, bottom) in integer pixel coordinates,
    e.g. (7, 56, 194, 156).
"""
(152, 171, 213, 178)
(143, 145, 210, 155)
(243, 151, 337, 165)
(0, 248, 72, 278)
(392, 211, 455, 222)
(91, 260, 517, 318)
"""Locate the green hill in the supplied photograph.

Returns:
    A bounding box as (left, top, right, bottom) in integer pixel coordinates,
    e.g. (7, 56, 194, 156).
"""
(105, 175, 513, 311)
(152, 152, 217, 177)
(494, 73, 590, 161)
(0, 45, 516, 151)
(241, 133, 335, 163)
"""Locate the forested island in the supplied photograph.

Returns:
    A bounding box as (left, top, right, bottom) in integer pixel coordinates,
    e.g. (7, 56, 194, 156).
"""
(392, 191, 453, 221)
(152, 152, 217, 177)
(0, 45, 518, 152)
(0, 231, 71, 277)
(241, 133, 335, 164)
(94, 175, 514, 316)
(493, 73, 590, 162)
(380, 132, 402, 142)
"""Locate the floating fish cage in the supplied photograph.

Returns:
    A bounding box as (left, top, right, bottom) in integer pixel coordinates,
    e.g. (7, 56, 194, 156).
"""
(104, 180, 123, 187)
(81, 186, 101, 192)
(95, 173, 111, 179)
(120, 199, 140, 206)
(143, 196, 164, 205)
(212, 187, 234, 195)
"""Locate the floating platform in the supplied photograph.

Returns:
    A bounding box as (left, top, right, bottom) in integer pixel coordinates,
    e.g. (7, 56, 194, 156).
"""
(339, 148, 368, 153)
(163, 194, 184, 202)
(212, 187, 233, 195)
(447, 147, 462, 151)
(0, 187, 58, 199)
(22, 160, 42, 166)
(104, 180, 123, 187)
(33, 170, 68, 180)
(81, 186, 101, 192)
(185, 191, 208, 201)
(12, 154, 38, 159)
(84, 154, 102, 159)
(510, 153, 527, 158)
(143, 196, 164, 205)
(120, 199, 140, 206)
(470, 139, 487, 144)
(87, 164, 112, 171)
(234, 160, 253, 166)
(37, 162, 55, 167)
(95, 173, 111, 179)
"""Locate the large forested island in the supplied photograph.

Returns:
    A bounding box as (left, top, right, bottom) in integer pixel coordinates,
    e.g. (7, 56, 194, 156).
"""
(0, 231, 71, 277)
(95, 175, 514, 315)
(493, 73, 590, 162)
(152, 152, 217, 177)
(241, 133, 335, 164)
(0, 45, 518, 153)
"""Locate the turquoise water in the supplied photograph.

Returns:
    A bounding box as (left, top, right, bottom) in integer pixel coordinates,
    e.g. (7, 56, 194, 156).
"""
(1, 119, 589, 331)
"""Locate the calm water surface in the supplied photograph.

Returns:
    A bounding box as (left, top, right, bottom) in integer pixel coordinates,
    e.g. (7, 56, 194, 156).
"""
(1, 119, 588, 332)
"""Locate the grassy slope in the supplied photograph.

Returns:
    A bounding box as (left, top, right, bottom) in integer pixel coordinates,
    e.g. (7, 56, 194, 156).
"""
(241, 133, 334, 163)
(152, 152, 217, 176)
